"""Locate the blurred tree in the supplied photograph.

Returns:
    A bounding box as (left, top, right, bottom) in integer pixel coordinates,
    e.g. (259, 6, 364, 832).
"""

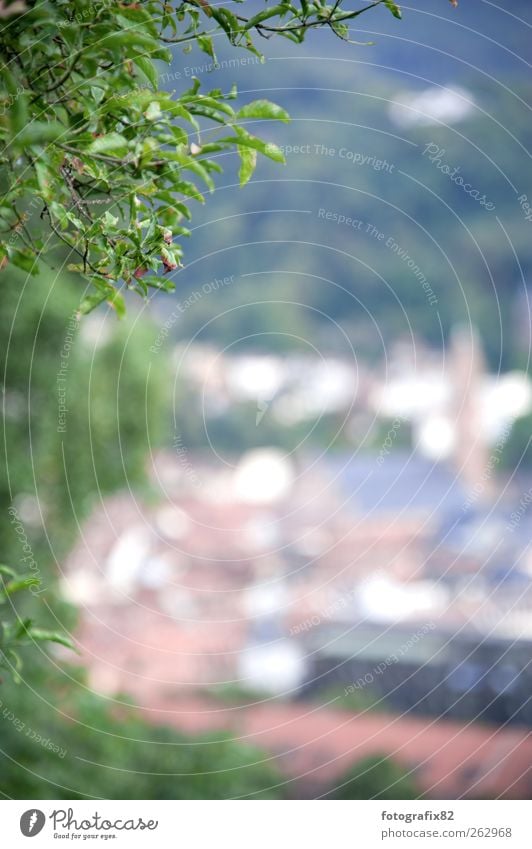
(1, 269, 169, 566)
(0, 268, 285, 798)
(330, 755, 419, 800)
(0, 669, 284, 799)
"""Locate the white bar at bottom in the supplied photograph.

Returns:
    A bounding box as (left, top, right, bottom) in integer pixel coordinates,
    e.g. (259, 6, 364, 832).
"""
(1, 800, 530, 847)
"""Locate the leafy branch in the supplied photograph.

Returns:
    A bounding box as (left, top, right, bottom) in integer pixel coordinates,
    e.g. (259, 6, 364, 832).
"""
(0, 566, 75, 684)
(0, 1, 453, 314)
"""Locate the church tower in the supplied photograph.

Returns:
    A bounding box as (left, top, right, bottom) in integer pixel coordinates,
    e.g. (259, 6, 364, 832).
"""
(449, 325, 491, 499)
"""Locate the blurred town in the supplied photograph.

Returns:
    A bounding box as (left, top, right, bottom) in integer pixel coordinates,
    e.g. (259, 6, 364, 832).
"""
(2, 0, 531, 804)
(62, 325, 532, 799)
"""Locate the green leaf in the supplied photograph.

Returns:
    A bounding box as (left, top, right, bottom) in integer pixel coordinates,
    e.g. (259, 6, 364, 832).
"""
(210, 7, 239, 41)
(133, 55, 158, 89)
(144, 101, 162, 121)
(161, 246, 179, 268)
(236, 99, 290, 122)
(66, 211, 83, 229)
(49, 201, 69, 230)
(197, 34, 216, 60)
(79, 291, 108, 315)
(10, 248, 39, 275)
(114, 5, 159, 37)
(34, 160, 54, 203)
(106, 288, 126, 318)
(13, 617, 33, 639)
(238, 145, 257, 186)
(167, 178, 205, 203)
(101, 210, 119, 230)
(5, 648, 22, 682)
(10, 92, 28, 134)
(88, 133, 128, 156)
(384, 0, 402, 19)
(100, 30, 161, 54)
(27, 628, 76, 651)
(220, 131, 285, 163)
(3, 577, 40, 596)
(143, 275, 176, 292)
(15, 122, 65, 148)
(0, 65, 19, 96)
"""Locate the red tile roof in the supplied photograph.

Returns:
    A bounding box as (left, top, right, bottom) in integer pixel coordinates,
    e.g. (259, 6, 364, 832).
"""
(138, 698, 532, 799)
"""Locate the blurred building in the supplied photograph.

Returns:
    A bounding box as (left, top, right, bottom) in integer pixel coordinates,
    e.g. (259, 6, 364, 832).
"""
(61, 337, 532, 800)
(299, 621, 532, 727)
(143, 697, 532, 799)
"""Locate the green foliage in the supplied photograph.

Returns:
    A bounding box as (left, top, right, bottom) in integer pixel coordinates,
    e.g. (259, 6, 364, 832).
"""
(0, 661, 284, 799)
(0, 267, 169, 689)
(0, 265, 284, 798)
(58, 310, 171, 510)
(330, 755, 420, 799)
(0, 268, 170, 559)
(0, 0, 412, 312)
(0, 566, 74, 683)
(0, 266, 171, 695)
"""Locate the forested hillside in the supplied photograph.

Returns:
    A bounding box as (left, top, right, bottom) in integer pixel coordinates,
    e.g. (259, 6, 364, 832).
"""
(159, 0, 532, 369)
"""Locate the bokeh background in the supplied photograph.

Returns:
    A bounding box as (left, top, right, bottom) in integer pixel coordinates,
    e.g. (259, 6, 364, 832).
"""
(2, 0, 532, 799)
